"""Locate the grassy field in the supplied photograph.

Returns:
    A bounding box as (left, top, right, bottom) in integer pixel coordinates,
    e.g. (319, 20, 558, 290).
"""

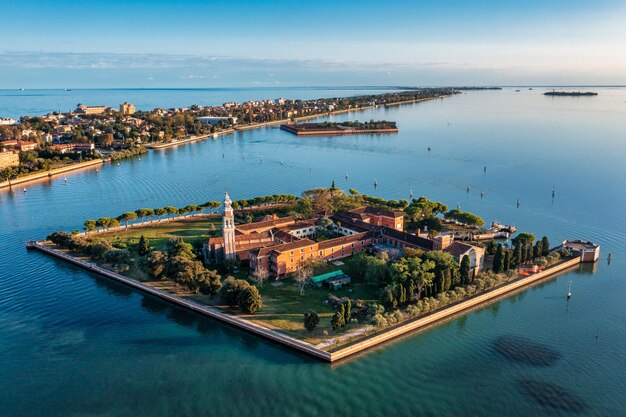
(250, 278, 379, 343)
(89, 215, 379, 346)
(99, 216, 221, 251)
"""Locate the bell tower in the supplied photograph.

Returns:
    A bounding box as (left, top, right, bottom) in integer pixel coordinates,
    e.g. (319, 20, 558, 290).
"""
(222, 191, 236, 260)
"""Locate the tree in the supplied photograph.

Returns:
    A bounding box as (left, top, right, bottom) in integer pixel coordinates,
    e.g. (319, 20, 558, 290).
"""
(460, 255, 471, 284)
(164, 206, 179, 218)
(197, 269, 222, 296)
(503, 250, 511, 272)
(304, 310, 320, 332)
(294, 260, 317, 295)
(167, 237, 195, 259)
(492, 244, 504, 274)
(95, 133, 114, 147)
(90, 239, 114, 260)
(117, 211, 138, 228)
(220, 276, 250, 307)
(238, 286, 262, 313)
(251, 266, 269, 287)
(533, 240, 543, 259)
(391, 255, 435, 301)
(83, 219, 96, 232)
(513, 244, 524, 266)
(154, 207, 167, 221)
(381, 287, 397, 309)
(135, 208, 155, 223)
(294, 197, 313, 218)
(137, 235, 150, 256)
(541, 236, 550, 256)
(331, 304, 346, 330)
(343, 299, 351, 324)
(146, 250, 167, 280)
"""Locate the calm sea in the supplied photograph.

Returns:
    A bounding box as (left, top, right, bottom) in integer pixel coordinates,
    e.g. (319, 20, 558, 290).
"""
(0, 87, 624, 417)
(0, 87, 399, 119)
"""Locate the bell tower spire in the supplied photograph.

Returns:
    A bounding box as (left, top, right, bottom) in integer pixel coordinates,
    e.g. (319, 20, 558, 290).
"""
(222, 191, 236, 260)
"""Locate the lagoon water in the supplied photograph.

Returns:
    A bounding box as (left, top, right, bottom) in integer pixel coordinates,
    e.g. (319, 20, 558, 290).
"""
(1, 87, 625, 416)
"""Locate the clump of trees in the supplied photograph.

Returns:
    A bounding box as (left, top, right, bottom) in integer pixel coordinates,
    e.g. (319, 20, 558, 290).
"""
(220, 277, 262, 313)
(444, 209, 485, 227)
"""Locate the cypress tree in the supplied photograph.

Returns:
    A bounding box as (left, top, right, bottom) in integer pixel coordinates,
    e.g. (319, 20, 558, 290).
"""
(514, 244, 523, 266)
(532, 241, 539, 258)
(460, 255, 471, 284)
(343, 299, 351, 324)
(541, 236, 550, 256)
(525, 243, 533, 262)
(331, 304, 345, 330)
(442, 268, 452, 292)
(492, 244, 504, 274)
(407, 280, 416, 303)
(503, 250, 511, 272)
(138, 235, 150, 256)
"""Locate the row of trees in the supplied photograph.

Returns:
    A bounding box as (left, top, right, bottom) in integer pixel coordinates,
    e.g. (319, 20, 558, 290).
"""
(83, 201, 223, 231)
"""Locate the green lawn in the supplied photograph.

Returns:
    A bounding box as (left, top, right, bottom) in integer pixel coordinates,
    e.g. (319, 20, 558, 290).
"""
(91, 217, 379, 346)
(98, 216, 221, 251)
(249, 277, 379, 343)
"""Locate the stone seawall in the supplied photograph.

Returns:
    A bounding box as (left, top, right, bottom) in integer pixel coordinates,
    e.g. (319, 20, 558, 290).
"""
(0, 158, 105, 189)
(328, 257, 582, 361)
(28, 242, 332, 361)
(28, 238, 582, 362)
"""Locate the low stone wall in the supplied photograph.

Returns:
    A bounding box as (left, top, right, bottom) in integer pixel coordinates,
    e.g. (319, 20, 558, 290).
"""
(28, 242, 331, 361)
(328, 257, 581, 361)
(0, 158, 105, 189)
(29, 237, 582, 362)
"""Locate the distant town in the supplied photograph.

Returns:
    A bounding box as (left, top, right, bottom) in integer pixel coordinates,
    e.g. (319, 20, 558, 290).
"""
(0, 89, 455, 183)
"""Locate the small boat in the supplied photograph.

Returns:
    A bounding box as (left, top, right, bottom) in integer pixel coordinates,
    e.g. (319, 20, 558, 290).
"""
(64, 88, 72, 91)
(23, 187, 27, 192)
(374, 179, 378, 188)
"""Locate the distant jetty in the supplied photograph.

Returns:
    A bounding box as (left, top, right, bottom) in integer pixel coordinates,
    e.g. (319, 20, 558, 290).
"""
(544, 91, 598, 96)
(281, 121, 398, 136)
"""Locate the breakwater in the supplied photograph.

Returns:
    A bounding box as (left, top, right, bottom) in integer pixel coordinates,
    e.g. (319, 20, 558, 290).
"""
(28, 239, 582, 362)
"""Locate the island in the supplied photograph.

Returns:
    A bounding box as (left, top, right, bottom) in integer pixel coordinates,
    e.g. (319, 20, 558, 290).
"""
(280, 120, 398, 136)
(27, 186, 600, 362)
(544, 91, 598, 96)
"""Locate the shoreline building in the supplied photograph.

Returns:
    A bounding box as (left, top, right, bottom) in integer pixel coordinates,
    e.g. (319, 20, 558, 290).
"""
(204, 192, 486, 278)
(0, 150, 20, 169)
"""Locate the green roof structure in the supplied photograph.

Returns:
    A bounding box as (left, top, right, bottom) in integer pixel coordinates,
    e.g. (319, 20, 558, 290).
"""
(311, 270, 345, 287)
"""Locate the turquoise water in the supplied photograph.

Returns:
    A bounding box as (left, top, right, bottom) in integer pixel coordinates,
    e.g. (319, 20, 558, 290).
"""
(1, 87, 625, 416)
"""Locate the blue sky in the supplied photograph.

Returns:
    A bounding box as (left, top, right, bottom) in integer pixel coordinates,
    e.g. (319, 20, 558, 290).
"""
(1, 0, 625, 87)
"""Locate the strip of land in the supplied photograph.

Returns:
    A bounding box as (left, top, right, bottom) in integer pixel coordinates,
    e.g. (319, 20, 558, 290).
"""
(0, 158, 106, 189)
